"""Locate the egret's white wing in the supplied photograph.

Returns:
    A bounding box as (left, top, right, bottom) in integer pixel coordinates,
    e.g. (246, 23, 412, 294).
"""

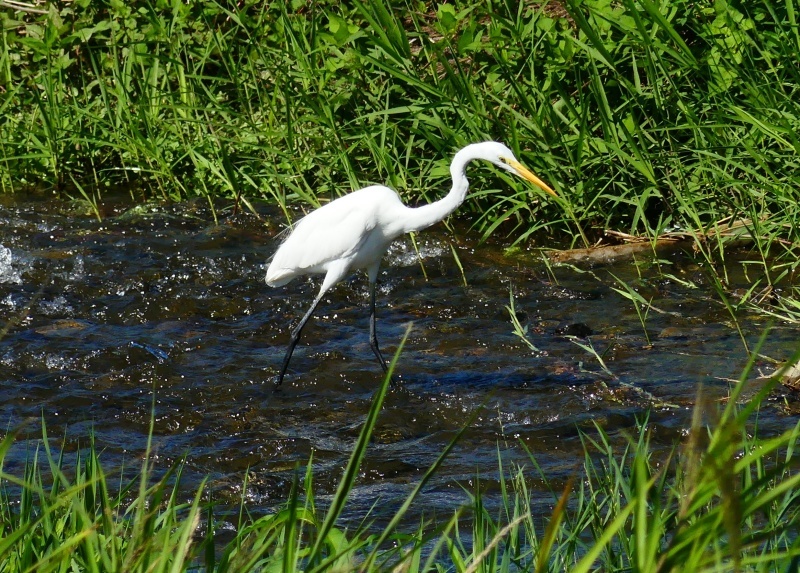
(266, 190, 385, 286)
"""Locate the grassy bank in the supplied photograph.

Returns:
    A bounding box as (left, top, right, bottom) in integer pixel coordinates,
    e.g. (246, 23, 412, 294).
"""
(2, 343, 800, 572)
(2, 1, 799, 245)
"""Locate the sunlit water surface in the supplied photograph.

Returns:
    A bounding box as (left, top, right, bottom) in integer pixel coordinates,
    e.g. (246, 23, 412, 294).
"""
(0, 195, 798, 529)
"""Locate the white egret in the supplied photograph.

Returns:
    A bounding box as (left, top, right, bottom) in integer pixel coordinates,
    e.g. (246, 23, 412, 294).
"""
(266, 141, 556, 386)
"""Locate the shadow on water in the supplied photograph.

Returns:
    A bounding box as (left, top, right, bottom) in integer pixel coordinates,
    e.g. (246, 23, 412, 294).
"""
(1, 193, 799, 526)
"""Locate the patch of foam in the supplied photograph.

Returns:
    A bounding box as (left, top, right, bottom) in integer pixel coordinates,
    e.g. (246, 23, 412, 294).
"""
(386, 240, 447, 267)
(45, 353, 74, 370)
(0, 244, 22, 284)
(67, 255, 85, 281)
(40, 295, 74, 316)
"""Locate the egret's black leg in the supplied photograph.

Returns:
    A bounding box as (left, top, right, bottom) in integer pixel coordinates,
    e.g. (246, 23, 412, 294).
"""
(276, 295, 322, 387)
(368, 281, 397, 386)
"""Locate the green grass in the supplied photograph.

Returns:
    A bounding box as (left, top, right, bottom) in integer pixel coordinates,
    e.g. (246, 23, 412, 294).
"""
(2, 0, 799, 239)
(2, 333, 800, 572)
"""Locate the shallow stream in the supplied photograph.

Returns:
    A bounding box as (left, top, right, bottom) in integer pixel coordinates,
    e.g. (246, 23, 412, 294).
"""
(1, 195, 798, 527)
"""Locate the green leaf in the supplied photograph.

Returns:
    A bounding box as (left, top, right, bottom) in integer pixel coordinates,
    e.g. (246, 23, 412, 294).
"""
(437, 4, 458, 32)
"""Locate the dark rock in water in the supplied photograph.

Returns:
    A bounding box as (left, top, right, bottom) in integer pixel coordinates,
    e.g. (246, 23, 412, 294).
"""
(554, 323, 593, 337)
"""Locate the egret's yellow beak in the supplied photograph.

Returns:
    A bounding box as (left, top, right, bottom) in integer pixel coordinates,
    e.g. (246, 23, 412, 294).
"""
(507, 158, 557, 198)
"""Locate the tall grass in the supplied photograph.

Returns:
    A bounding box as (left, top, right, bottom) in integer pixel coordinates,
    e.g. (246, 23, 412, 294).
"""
(2, 335, 800, 572)
(3, 1, 799, 248)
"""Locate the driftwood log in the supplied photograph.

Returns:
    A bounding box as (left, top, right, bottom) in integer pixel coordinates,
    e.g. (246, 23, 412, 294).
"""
(548, 219, 756, 265)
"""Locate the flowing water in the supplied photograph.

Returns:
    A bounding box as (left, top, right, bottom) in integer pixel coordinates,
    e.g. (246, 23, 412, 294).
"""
(1, 194, 798, 527)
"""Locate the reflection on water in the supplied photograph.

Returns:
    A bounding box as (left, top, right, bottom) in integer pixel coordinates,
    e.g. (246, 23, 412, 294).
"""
(0, 195, 797, 525)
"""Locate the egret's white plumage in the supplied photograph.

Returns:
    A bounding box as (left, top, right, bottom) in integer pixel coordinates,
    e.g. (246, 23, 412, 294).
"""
(267, 141, 556, 386)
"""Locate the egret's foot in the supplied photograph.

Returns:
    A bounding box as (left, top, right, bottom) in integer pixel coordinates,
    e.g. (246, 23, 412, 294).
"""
(272, 374, 287, 391)
(382, 368, 400, 389)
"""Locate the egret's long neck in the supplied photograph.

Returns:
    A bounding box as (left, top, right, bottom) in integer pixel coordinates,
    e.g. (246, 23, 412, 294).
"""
(401, 148, 473, 234)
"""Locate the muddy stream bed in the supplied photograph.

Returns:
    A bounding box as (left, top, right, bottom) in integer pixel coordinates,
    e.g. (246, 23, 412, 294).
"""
(1, 195, 798, 528)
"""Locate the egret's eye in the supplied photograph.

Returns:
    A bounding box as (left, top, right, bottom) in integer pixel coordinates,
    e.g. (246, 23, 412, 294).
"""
(498, 156, 509, 164)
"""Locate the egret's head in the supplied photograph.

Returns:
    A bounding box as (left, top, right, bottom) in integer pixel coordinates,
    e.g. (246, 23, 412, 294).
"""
(450, 141, 558, 197)
(462, 141, 558, 197)
(476, 141, 557, 198)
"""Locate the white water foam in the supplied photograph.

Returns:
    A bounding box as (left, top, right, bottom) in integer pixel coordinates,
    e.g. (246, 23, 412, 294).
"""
(0, 244, 22, 284)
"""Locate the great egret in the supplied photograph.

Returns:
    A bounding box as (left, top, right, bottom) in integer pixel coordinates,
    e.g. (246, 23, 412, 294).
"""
(266, 141, 556, 386)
